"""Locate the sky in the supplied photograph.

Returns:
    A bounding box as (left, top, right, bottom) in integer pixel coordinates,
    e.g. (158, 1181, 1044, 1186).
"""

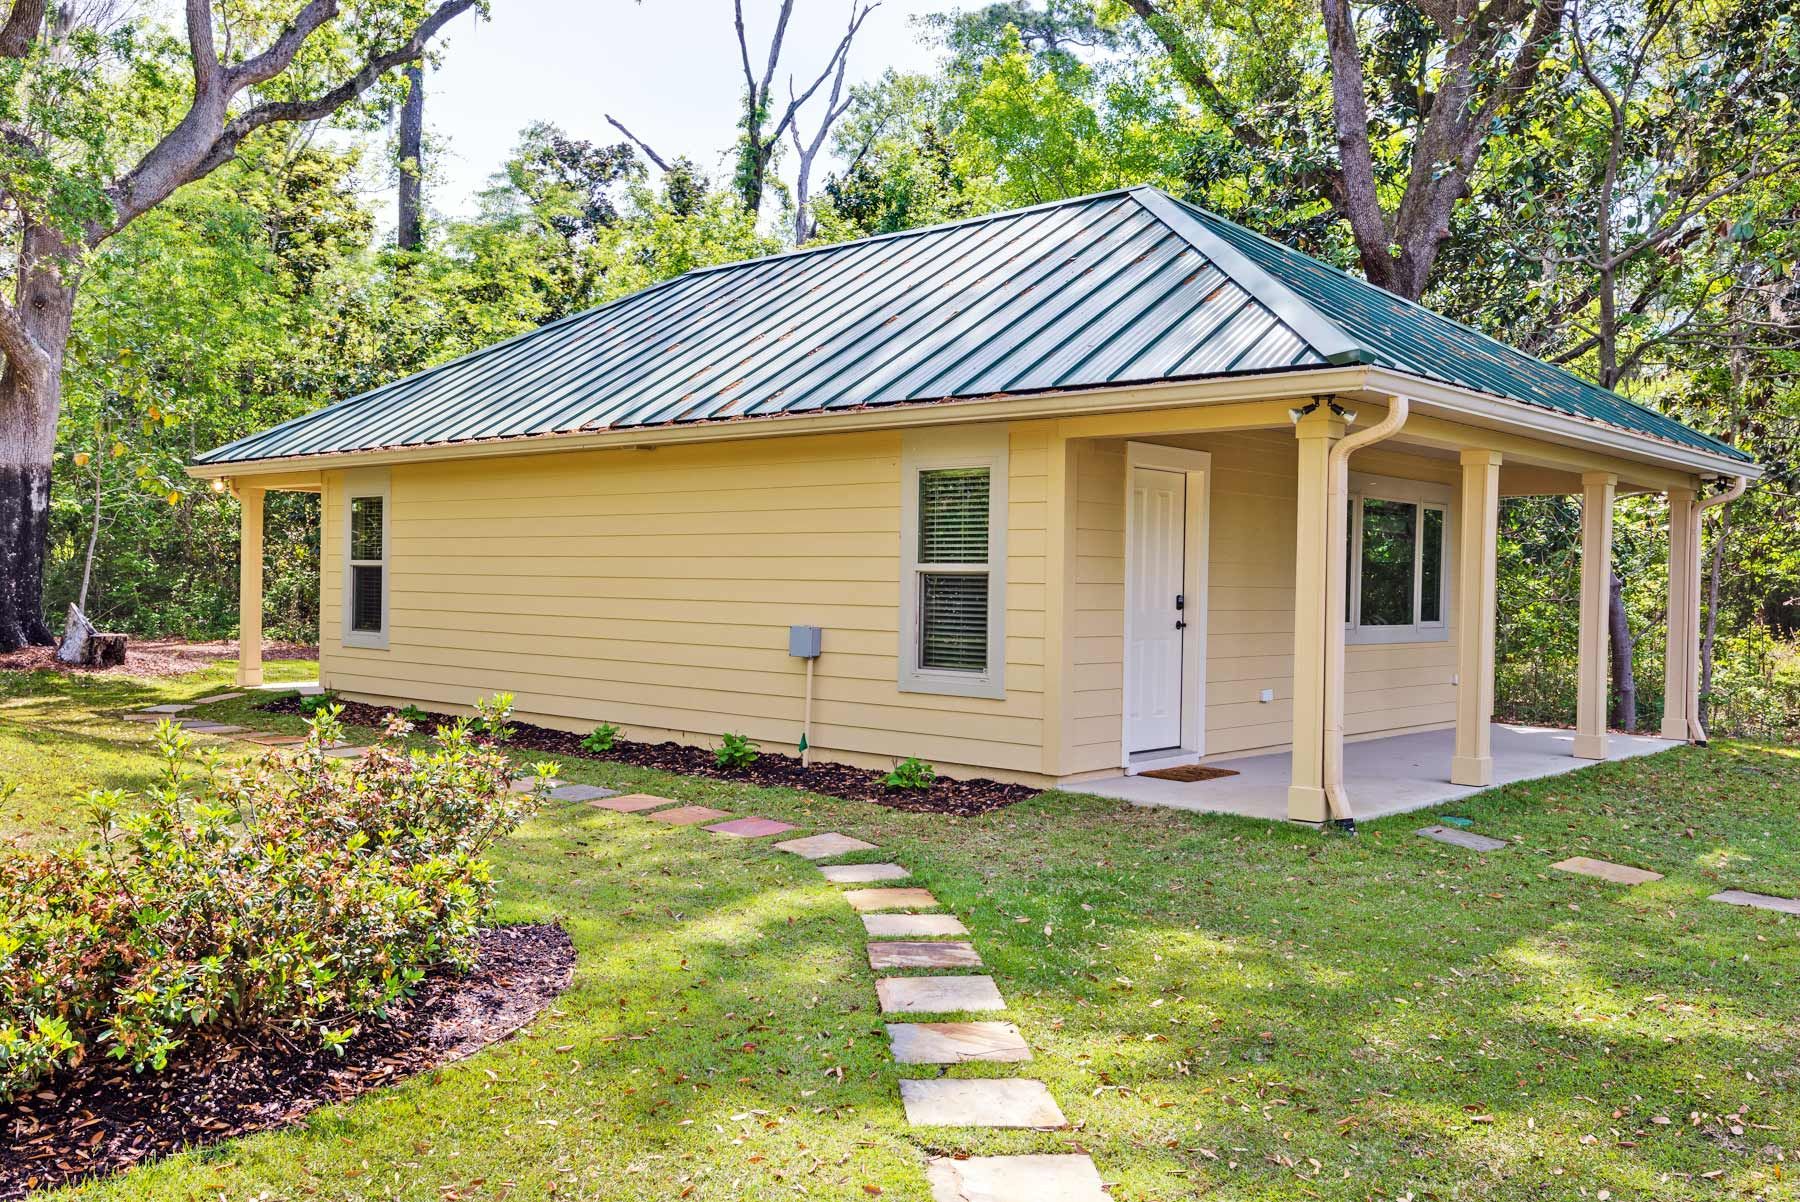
(422, 0, 951, 218)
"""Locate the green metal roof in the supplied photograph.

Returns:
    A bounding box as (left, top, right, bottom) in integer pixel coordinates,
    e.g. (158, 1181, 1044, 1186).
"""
(198, 186, 1751, 468)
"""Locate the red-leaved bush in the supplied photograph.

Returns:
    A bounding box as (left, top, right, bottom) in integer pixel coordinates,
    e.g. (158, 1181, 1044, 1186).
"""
(0, 695, 556, 1101)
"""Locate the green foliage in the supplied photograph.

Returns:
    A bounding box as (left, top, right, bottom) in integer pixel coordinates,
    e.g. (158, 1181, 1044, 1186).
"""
(297, 692, 338, 717)
(0, 699, 539, 1101)
(714, 733, 759, 771)
(884, 757, 936, 791)
(581, 723, 621, 754)
(395, 704, 430, 723)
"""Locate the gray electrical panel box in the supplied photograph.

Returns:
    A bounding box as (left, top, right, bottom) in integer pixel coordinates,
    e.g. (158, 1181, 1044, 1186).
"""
(788, 625, 822, 659)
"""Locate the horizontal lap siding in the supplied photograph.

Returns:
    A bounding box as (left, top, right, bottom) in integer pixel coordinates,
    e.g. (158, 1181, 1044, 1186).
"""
(320, 427, 1048, 778)
(1065, 428, 1463, 765)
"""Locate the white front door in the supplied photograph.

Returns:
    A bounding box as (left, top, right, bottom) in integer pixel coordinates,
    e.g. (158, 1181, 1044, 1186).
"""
(1126, 466, 1186, 753)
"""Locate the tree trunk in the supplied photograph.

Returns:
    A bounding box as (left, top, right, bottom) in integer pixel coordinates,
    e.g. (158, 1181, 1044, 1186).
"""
(0, 230, 75, 652)
(397, 63, 425, 251)
(1698, 503, 1731, 728)
(1607, 570, 1636, 730)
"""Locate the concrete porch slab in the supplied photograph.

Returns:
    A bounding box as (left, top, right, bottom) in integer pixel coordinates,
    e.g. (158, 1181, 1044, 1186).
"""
(1077, 722, 1681, 821)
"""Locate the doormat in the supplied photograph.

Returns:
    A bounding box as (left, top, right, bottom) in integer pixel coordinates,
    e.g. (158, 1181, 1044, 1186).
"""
(1139, 764, 1240, 783)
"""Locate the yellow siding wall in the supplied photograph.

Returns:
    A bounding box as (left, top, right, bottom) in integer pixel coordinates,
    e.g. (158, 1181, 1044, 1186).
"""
(319, 426, 1051, 781)
(1067, 429, 1462, 769)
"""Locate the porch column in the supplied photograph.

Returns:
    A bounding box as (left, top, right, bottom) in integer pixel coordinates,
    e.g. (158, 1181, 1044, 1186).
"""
(1452, 450, 1502, 786)
(1574, 472, 1616, 759)
(236, 484, 264, 688)
(1288, 405, 1345, 823)
(1660, 487, 1697, 740)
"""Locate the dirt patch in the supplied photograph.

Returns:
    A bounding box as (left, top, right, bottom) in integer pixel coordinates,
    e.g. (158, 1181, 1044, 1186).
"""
(263, 695, 1040, 816)
(0, 924, 573, 1199)
(0, 639, 317, 679)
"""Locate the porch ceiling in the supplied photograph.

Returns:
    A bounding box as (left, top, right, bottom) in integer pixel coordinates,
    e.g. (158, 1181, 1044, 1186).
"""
(1074, 723, 1680, 821)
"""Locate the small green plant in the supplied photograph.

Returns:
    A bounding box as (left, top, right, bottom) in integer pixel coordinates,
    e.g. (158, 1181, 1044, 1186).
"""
(582, 723, 621, 754)
(395, 703, 429, 724)
(297, 691, 337, 717)
(885, 757, 936, 790)
(469, 692, 516, 741)
(715, 732, 759, 771)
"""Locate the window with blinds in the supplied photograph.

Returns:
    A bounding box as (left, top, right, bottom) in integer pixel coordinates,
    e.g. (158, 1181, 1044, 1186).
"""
(348, 494, 385, 638)
(916, 468, 991, 673)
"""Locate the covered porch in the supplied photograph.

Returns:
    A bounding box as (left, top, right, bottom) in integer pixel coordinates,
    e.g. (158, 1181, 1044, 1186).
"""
(1078, 722, 1681, 820)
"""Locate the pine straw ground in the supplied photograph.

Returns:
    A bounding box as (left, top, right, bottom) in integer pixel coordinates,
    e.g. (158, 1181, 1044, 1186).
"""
(0, 659, 1795, 1201)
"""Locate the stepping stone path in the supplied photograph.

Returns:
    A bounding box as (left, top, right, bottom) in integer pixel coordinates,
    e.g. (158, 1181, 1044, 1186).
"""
(769, 831, 1092, 1195)
(1552, 856, 1664, 885)
(180, 723, 246, 735)
(704, 817, 797, 838)
(549, 783, 619, 803)
(842, 887, 940, 912)
(239, 732, 306, 746)
(192, 692, 244, 704)
(925, 1155, 1108, 1202)
(1708, 889, 1800, 915)
(588, 792, 679, 813)
(820, 862, 910, 883)
(868, 940, 983, 970)
(887, 1021, 1030, 1064)
(139, 704, 194, 714)
(865, 913, 969, 937)
(647, 805, 733, 826)
(774, 832, 877, 859)
(1417, 824, 1509, 852)
(899, 1078, 1066, 1128)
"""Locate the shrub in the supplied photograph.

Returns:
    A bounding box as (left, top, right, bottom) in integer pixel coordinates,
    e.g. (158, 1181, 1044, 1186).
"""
(297, 691, 337, 716)
(715, 732, 759, 770)
(395, 703, 430, 723)
(884, 757, 936, 791)
(0, 698, 553, 1102)
(581, 722, 621, 754)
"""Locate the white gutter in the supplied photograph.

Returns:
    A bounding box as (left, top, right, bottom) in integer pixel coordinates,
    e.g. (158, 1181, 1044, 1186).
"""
(1320, 396, 1411, 828)
(1688, 474, 1749, 742)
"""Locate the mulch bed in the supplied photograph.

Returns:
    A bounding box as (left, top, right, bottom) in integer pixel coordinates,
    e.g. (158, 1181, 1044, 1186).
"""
(0, 924, 573, 1199)
(0, 639, 318, 679)
(261, 694, 1039, 816)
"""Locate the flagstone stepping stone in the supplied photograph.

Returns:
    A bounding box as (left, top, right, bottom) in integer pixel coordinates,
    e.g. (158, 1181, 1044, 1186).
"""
(876, 975, 1005, 1014)
(843, 887, 939, 912)
(1552, 856, 1663, 885)
(120, 713, 162, 722)
(647, 805, 733, 826)
(508, 776, 541, 793)
(140, 704, 195, 714)
(1417, 824, 1508, 852)
(887, 1021, 1030, 1064)
(549, 783, 619, 803)
(774, 832, 877, 859)
(1708, 889, 1800, 915)
(193, 692, 244, 704)
(924, 1154, 1107, 1202)
(898, 1078, 1065, 1128)
(868, 941, 983, 970)
(182, 723, 246, 735)
(323, 745, 372, 759)
(705, 817, 798, 838)
(587, 792, 679, 813)
(239, 732, 306, 746)
(820, 862, 910, 883)
(864, 913, 969, 938)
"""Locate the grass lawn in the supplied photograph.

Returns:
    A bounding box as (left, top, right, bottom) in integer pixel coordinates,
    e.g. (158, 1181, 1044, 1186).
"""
(2, 663, 1795, 1201)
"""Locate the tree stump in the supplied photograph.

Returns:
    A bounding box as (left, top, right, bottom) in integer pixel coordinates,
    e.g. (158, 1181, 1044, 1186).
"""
(85, 633, 127, 667)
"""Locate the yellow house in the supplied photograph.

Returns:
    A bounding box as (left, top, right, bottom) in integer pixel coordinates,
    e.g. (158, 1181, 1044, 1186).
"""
(191, 187, 1756, 825)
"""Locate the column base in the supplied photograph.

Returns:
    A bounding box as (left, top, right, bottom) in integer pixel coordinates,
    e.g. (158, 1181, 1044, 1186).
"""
(1659, 716, 1689, 741)
(1287, 784, 1328, 824)
(236, 659, 263, 688)
(1450, 755, 1493, 787)
(1572, 732, 1609, 760)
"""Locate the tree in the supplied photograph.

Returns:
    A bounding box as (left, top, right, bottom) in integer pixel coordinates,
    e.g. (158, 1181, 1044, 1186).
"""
(729, 0, 876, 218)
(397, 64, 426, 252)
(1122, 0, 1565, 300)
(0, 0, 478, 651)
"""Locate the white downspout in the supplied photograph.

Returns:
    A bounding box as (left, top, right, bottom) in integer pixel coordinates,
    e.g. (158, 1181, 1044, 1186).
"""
(1688, 474, 1748, 743)
(1321, 396, 1411, 827)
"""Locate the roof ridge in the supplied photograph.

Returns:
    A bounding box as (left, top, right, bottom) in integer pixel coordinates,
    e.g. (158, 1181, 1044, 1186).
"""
(679, 186, 1146, 281)
(1160, 193, 1746, 459)
(1128, 187, 1368, 368)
